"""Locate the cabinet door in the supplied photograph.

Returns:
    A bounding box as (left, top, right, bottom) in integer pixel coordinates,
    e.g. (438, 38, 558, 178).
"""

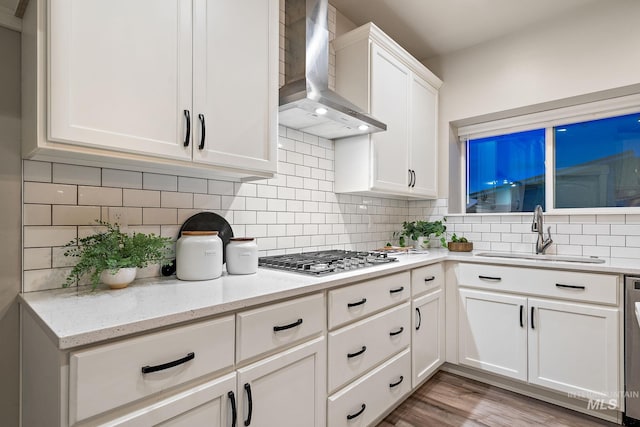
(458, 289, 527, 381)
(49, 0, 193, 160)
(236, 337, 326, 427)
(528, 298, 620, 407)
(412, 288, 445, 387)
(409, 74, 438, 198)
(103, 373, 236, 427)
(192, 0, 278, 174)
(370, 44, 410, 194)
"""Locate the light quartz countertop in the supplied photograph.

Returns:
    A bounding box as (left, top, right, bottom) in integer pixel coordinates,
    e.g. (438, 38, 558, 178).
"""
(19, 249, 640, 350)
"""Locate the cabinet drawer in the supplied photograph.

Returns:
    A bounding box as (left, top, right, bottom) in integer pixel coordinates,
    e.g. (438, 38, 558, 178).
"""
(328, 302, 410, 392)
(457, 263, 619, 305)
(328, 348, 411, 427)
(69, 316, 235, 424)
(328, 271, 410, 329)
(236, 293, 325, 363)
(411, 263, 444, 297)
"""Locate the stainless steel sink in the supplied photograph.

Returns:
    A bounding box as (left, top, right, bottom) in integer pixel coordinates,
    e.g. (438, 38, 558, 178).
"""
(475, 252, 606, 264)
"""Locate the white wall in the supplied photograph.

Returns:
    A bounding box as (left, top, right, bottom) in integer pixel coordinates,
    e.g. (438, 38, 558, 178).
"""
(425, 0, 640, 208)
(0, 25, 22, 427)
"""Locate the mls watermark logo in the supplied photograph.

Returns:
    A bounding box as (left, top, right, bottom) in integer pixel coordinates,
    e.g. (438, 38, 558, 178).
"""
(568, 390, 640, 410)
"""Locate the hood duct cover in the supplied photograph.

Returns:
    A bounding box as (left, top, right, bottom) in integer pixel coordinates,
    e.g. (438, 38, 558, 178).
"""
(279, 0, 386, 139)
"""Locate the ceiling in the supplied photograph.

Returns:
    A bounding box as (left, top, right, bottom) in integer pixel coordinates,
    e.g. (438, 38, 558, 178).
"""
(331, 0, 602, 61)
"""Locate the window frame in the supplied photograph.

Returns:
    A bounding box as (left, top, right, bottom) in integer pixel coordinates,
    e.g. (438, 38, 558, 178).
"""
(457, 93, 640, 215)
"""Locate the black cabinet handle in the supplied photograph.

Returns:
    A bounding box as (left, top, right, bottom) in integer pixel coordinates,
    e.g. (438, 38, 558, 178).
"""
(389, 375, 404, 388)
(243, 383, 253, 426)
(478, 275, 502, 281)
(347, 403, 366, 420)
(531, 306, 535, 330)
(228, 391, 237, 427)
(273, 318, 303, 332)
(389, 286, 404, 294)
(416, 307, 422, 330)
(347, 298, 367, 308)
(411, 170, 416, 187)
(408, 169, 412, 187)
(183, 110, 191, 147)
(389, 327, 404, 337)
(347, 346, 367, 358)
(424, 276, 436, 282)
(519, 305, 524, 328)
(556, 283, 586, 290)
(198, 113, 206, 150)
(141, 352, 194, 374)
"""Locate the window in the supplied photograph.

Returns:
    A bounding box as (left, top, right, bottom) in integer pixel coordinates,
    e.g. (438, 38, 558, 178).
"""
(467, 129, 545, 213)
(460, 96, 640, 213)
(555, 113, 640, 208)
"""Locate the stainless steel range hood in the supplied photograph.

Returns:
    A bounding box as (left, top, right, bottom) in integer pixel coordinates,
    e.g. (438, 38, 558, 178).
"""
(279, 0, 386, 140)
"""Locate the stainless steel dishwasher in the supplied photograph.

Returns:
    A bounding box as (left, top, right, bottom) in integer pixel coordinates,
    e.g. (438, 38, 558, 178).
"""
(625, 275, 640, 425)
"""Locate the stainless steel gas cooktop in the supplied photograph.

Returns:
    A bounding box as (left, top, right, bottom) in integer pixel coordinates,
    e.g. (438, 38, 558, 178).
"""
(258, 250, 397, 275)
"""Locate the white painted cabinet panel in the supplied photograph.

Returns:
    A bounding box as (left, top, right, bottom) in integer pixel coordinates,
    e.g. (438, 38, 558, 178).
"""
(334, 23, 442, 200)
(236, 336, 326, 427)
(412, 288, 445, 387)
(528, 298, 620, 407)
(458, 288, 528, 381)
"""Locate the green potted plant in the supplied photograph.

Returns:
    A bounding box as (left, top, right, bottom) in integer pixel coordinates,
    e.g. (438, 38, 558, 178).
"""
(401, 219, 447, 249)
(444, 233, 474, 252)
(63, 221, 171, 290)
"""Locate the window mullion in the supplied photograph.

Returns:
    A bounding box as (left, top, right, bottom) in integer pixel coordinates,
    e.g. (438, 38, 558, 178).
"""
(544, 127, 554, 212)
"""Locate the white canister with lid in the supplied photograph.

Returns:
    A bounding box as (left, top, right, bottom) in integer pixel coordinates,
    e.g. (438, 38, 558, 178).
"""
(226, 237, 258, 275)
(176, 231, 223, 280)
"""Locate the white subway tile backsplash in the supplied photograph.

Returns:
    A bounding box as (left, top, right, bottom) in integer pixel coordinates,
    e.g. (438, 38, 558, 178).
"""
(208, 180, 234, 195)
(143, 173, 177, 191)
(123, 189, 160, 207)
(24, 226, 76, 248)
(24, 182, 77, 205)
(102, 169, 142, 189)
(78, 186, 122, 206)
(161, 191, 193, 209)
(142, 208, 177, 225)
(178, 177, 207, 194)
(52, 246, 76, 268)
(23, 248, 51, 270)
(24, 204, 51, 226)
(52, 164, 101, 186)
(52, 205, 101, 226)
(221, 195, 245, 211)
(612, 224, 640, 235)
(23, 160, 51, 182)
(23, 268, 73, 293)
(193, 194, 221, 210)
(612, 247, 640, 258)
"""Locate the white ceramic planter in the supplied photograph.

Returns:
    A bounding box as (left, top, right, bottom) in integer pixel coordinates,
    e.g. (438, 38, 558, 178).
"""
(413, 236, 426, 249)
(100, 267, 137, 289)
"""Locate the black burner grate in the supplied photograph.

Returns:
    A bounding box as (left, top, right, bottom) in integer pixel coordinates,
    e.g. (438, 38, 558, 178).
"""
(258, 250, 397, 275)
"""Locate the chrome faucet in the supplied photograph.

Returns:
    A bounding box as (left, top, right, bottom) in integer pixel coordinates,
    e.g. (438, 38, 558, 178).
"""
(532, 205, 553, 254)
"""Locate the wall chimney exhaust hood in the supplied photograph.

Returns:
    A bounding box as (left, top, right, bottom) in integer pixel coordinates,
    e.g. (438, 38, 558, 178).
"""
(279, 0, 386, 140)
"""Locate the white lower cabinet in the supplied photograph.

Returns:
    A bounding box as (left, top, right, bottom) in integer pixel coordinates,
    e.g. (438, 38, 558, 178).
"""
(412, 288, 445, 387)
(328, 348, 411, 427)
(235, 336, 326, 427)
(458, 272, 621, 408)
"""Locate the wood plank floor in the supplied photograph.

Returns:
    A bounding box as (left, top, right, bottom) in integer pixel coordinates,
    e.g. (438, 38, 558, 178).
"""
(378, 372, 618, 427)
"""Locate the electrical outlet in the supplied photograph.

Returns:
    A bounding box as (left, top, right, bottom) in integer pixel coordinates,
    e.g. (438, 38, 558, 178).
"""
(108, 207, 128, 227)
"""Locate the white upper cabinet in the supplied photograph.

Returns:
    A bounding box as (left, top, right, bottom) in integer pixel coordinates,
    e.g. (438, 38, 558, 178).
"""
(333, 23, 442, 199)
(22, 0, 278, 180)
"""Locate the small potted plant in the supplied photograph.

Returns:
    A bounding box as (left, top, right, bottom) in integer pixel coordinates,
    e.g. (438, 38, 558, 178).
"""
(444, 233, 474, 252)
(63, 221, 171, 290)
(401, 219, 447, 249)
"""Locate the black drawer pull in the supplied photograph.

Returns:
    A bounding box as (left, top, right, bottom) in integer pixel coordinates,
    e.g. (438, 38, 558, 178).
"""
(141, 352, 195, 374)
(198, 113, 206, 150)
(228, 391, 237, 427)
(183, 109, 191, 147)
(273, 318, 303, 332)
(243, 383, 253, 426)
(389, 375, 404, 388)
(555, 283, 586, 290)
(519, 305, 524, 328)
(389, 286, 404, 294)
(389, 327, 404, 337)
(424, 276, 436, 282)
(347, 403, 366, 420)
(347, 346, 367, 358)
(531, 306, 535, 330)
(416, 307, 422, 330)
(479, 275, 502, 281)
(347, 298, 367, 308)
